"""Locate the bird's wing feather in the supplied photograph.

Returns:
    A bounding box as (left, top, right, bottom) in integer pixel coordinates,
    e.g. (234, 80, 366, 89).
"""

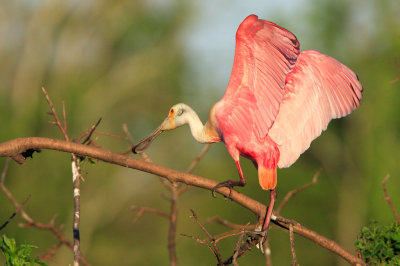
(215, 15, 300, 143)
(268, 50, 363, 168)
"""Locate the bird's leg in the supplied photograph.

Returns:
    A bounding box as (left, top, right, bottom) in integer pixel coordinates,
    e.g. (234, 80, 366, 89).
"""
(212, 160, 246, 198)
(262, 188, 277, 232)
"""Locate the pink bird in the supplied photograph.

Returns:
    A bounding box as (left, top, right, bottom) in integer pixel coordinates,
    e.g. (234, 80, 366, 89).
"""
(133, 15, 363, 232)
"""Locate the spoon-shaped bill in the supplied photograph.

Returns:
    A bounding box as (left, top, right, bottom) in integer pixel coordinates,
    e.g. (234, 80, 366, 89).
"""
(132, 122, 164, 154)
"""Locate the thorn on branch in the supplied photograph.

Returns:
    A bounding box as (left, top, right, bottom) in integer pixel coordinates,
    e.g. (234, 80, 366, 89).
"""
(75, 118, 102, 144)
(41, 87, 69, 141)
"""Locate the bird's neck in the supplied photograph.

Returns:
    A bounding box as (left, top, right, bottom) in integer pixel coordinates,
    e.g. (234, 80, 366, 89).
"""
(186, 108, 220, 144)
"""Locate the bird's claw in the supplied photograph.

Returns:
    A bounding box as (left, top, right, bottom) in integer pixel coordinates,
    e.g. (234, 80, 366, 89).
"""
(247, 229, 267, 252)
(211, 181, 234, 199)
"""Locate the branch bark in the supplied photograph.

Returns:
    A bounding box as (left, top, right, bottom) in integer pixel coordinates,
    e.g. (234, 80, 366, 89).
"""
(0, 137, 365, 265)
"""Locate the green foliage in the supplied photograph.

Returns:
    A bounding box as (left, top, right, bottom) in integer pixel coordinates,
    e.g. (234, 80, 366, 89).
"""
(355, 221, 400, 265)
(0, 235, 46, 266)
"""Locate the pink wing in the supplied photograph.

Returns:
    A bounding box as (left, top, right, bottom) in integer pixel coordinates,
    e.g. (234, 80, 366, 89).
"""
(268, 50, 363, 168)
(215, 15, 300, 142)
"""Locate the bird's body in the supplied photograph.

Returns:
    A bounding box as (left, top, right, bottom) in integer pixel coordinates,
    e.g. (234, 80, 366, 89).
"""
(133, 14, 363, 232)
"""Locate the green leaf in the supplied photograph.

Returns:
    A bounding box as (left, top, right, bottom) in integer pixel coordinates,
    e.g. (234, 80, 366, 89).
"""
(0, 235, 47, 266)
(355, 221, 400, 264)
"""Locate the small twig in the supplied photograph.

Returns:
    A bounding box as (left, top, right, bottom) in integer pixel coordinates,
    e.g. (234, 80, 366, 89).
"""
(189, 209, 224, 265)
(391, 57, 400, 83)
(178, 144, 212, 195)
(41, 87, 69, 141)
(168, 183, 179, 266)
(205, 216, 256, 231)
(0, 194, 31, 231)
(181, 233, 218, 258)
(223, 233, 265, 265)
(382, 174, 400, 224)
(276, 169, 320, 214)
(1, 157, 10, 184)
(212, 229, 251, 244)
(131, 206, 170, 221)
(187, 144, 212, 174)
(62, 101, 67, 132)
(289, 225, 298, 266)
(232, 224, 249, 266)
(40, 242, 63, 262)
(264, 240, 272, 266)
(75, 118, 102, 144)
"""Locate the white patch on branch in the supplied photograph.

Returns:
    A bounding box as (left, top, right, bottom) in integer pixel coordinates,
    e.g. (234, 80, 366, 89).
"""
(72, 161, 80, 183)
(74, 188, 80, 197)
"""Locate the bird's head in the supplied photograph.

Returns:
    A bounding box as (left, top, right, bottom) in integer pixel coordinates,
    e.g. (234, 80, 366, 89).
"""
(132, 103, 191, 153)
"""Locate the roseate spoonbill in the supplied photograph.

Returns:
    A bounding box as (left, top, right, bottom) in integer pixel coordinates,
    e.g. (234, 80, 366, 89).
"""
(133, 14, 363, 232)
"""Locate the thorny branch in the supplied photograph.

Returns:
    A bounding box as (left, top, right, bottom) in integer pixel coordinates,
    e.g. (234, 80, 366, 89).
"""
(0, 161, 90, 265)
(0, 137, 365, 266)
(382, 174, 400, 224)
(42, 87, 101, 266)
(186, 210, 224, 265)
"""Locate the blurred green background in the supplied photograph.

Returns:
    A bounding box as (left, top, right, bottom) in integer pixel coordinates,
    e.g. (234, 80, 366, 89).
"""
(0, 0, 399, 265)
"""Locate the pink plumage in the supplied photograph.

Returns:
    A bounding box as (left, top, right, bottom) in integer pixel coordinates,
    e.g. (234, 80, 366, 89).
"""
(133, 14, 363, 232)
(213, 14, 362, 190)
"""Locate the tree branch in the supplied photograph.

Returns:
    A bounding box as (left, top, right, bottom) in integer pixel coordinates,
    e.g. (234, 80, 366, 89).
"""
(131, 206, 170, 221)
(382, 174, 400, 224)
(187, 209, 224, 265)
(0, 194, 31, 231)
(41, 87, 81, 265)
(276, 169, 320, 214)
(0, 177, 90, 265)
(0, 137, 365, 265)
(289, 225, 298, 266)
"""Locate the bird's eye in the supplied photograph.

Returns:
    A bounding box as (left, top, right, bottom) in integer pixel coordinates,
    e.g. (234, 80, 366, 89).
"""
(177, 109, 184, 116)
(170, 109, 174, 114)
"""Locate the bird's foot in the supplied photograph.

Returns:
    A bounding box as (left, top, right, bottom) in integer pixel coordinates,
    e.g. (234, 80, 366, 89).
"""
(246, 228, 268, 253)
(211, 180, 245, 199)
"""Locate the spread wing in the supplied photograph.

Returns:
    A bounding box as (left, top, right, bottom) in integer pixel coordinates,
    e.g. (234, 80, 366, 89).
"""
(268, 50, 363, 168)
(215, 15, 300, 142)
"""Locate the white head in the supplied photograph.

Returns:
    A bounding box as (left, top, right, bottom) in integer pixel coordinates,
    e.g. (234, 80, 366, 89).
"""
(132, 103, 194, 153)
(164, 103, 195, 129)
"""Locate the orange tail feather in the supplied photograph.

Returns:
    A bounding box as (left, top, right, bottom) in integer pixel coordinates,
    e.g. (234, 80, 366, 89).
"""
(258, 167, 277, 190)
